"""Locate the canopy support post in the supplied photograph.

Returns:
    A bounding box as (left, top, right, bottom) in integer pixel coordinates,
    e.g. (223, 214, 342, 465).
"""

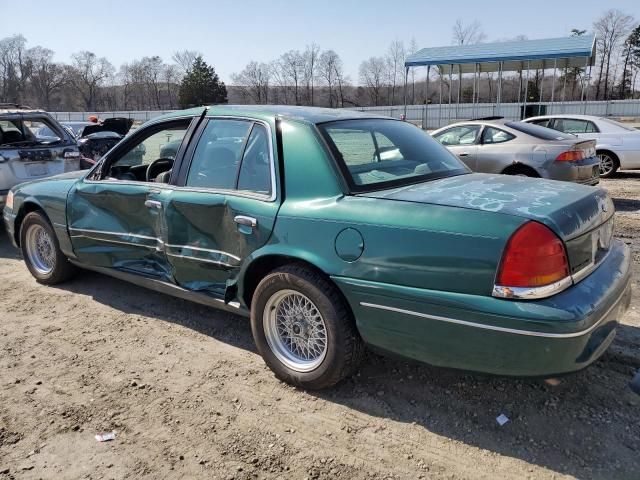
(424, 65, 431, 129)
(583, 60, 592, 114)
(497, 61, 503, 116)
(438, 67, 443, 128)
(403, 66, 409, 120)
(580, 56, 589, 107)
(538, 62, 545, 116)
(562, 59, 568, 113)
(472, 63, 478, 119)
(448, 64, 453, 125)
(456, 64, 461, 120)
(550, 59, 557, 104)
(523, 61, 530, 119)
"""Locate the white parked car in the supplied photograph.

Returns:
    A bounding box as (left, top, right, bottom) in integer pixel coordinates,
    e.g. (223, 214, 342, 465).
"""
(523, 114, 640, 177)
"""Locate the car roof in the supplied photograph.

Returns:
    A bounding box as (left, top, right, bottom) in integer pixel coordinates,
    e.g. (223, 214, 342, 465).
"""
(0, 106, 48, 116)
(525, 114, 602, 121)
(153, 105, 389, 125)
(433, 120, 512, 131)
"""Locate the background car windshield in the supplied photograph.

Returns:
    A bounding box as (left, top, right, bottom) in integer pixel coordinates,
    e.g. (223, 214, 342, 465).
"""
(506, 121, 574, 141)
(319, 119, 467, 191)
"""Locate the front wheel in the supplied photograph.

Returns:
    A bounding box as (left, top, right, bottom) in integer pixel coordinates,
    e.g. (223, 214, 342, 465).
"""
(598, 152, 619, 178)
(250, 264, 364, 389)
(20, 211, 77, 284)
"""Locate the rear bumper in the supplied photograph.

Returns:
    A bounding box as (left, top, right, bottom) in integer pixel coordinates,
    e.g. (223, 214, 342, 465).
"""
(333, 239, 631, 377)
(544, 157, 600, 185)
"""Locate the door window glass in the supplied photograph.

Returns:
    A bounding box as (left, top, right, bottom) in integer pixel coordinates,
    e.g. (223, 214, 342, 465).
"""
(113, 126, 187, 168)
(529, 119, 550, 128)
(433, 125, 481, 146)
(186, 119, 252, 189)
(554, 119, 598, 134)
(482, 127, 515, 144)
(237, 124, 272, 195)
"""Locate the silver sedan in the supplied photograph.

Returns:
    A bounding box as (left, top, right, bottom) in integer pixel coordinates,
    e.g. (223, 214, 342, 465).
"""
(431, 120, 600, 185)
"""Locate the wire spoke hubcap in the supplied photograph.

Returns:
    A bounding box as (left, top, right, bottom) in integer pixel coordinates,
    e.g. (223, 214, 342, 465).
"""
(598, 154, 614, 176)
(264, 289, 328, 372)
(25, 224, 56, 275)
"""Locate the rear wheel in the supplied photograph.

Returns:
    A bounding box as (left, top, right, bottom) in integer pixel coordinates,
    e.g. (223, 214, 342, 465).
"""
(20, 211, 77, 284)
(597, 151, 619, 178)
(250, 264, 365, 389)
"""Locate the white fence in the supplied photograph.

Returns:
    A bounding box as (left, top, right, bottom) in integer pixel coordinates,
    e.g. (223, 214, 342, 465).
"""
(50, 99, 640, 130)
(347, 99, 640, 129)
(50, 110, 177, 122)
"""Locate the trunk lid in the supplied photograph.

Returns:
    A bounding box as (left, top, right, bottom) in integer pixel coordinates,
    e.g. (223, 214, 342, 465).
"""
(361, 173, 614, 276)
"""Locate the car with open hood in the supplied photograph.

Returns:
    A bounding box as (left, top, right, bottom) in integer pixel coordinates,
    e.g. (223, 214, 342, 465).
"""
(74, 117, 145, 169)
(0, 103, 80, 209)
(3, 106, 632, 389)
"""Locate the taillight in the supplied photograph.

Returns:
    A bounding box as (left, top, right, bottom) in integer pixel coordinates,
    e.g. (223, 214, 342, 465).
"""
(495, 221, 570, 295)
(555, 150, 586, 162)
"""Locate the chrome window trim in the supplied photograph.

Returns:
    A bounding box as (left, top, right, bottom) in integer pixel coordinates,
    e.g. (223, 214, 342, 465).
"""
(361, 286, 627, 339)
(70, 234, 157, 249)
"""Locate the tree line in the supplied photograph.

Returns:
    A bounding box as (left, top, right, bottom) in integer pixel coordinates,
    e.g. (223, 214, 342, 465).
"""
(1, 8, 638, 112)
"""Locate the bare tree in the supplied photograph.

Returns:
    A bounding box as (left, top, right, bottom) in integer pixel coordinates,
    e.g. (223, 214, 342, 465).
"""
(0, 34, 32, 103)
(451, 20, 486, 104)
(359, 57, 386, 106)
(27, 47, 66, 109)
(408, 38, 419, 104)
(163, 63, 180, 109)
(280, 50, 306, 105)
(318, 50, 341, 107)
(303, 43, 321, 105)
(231, 61, 271, 104)
(172, 50, 202, 74)
(594, 9, 634, 99)
(452, 19, 487, 46)
(68, 51, 114, 110)
(385, 40, 405, 105)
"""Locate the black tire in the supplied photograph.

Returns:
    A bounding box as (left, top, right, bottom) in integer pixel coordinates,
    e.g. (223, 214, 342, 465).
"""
(20, 211, 77, 284)
(250, 264, 365, 389)
(597, 151, 619, 178)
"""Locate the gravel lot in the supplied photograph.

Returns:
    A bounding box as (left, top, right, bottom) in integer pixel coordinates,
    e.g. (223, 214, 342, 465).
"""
(1, 174, 639, 480)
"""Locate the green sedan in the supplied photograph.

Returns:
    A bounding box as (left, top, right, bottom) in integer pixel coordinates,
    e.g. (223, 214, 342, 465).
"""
(2, 106, 632, 389)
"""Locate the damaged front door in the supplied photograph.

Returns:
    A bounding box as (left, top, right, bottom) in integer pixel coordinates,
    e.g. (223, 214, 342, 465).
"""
(67, 119, 192, 281)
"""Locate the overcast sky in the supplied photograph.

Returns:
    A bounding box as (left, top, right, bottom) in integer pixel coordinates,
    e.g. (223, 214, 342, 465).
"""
(2, 0, 639, 83)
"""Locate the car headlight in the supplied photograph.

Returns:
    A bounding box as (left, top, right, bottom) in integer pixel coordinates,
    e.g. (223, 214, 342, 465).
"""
(6, 190, 14, 210)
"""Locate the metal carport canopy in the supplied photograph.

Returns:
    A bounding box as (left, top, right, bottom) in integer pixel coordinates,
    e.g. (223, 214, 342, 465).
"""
(404, 35, 596, 73)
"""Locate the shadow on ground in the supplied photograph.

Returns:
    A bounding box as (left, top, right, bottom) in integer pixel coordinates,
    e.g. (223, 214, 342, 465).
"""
(1, 225, 638, 479)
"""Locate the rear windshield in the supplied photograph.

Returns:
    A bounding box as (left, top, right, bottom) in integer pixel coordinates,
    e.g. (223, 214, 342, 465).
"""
(318, 119, 468, 192)
(506, 121, 575, 141)
(598, 117, 637, 131)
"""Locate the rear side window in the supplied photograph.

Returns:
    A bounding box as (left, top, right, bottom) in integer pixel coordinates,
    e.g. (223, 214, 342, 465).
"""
(529, 119, 550, 128)
(187, 120, 252, 190)
(482, 127, 515, 144)
(554, 118, 598, 134)
(186, 119, 273, 196)
(506, 122, 574, 141)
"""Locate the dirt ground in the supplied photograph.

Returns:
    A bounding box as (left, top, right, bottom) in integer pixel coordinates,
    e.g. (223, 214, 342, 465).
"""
(1, 175, 639, 480)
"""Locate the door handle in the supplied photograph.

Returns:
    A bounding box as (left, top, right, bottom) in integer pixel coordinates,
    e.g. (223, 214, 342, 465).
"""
(234, 215, 257, 228)
(458, 152, 469, 157)
(145, 200, 162, 209)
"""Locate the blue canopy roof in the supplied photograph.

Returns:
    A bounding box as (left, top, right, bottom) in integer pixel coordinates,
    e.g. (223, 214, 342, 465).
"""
(405, 36, 596, 73)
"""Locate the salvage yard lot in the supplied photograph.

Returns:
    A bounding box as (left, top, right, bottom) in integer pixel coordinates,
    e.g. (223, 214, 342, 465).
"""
(1, 175, 639, 480)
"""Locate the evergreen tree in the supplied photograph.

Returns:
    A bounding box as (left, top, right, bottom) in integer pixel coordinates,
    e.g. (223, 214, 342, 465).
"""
(178, 56, 227, 108)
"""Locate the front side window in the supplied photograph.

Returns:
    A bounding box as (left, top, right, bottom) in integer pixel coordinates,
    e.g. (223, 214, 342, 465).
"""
(433, 125, 481, 146)
(113, 126, 188, 168)
(319, 119, 468, 191)
(482, 127, 515, 144)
